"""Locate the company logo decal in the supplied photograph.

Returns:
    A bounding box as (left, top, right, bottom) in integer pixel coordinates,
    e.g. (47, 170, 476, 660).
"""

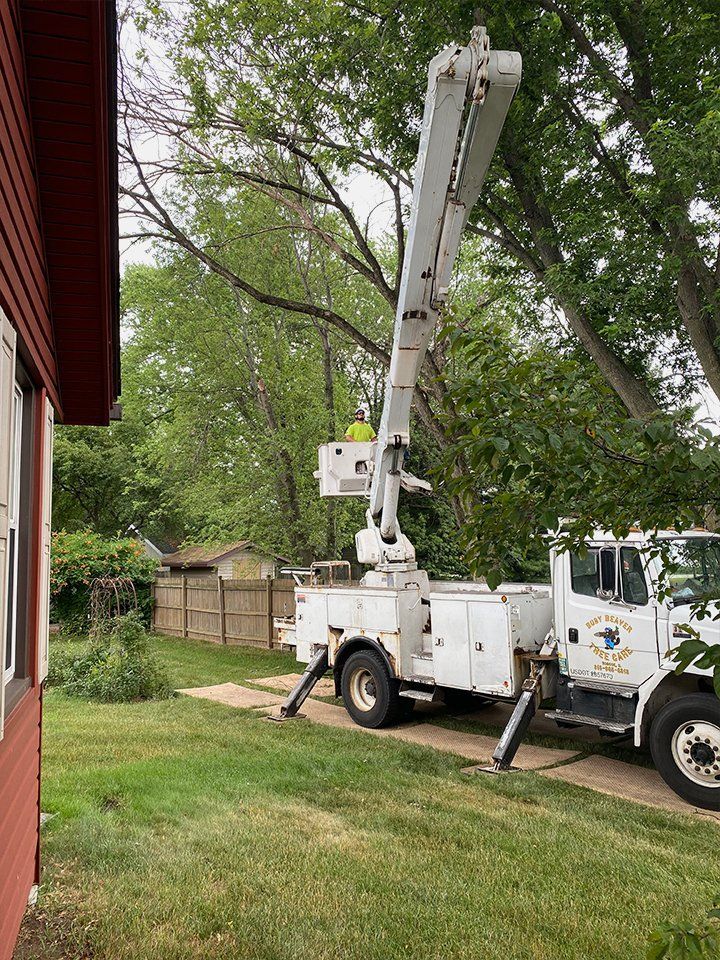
(584, 615, 634, 676)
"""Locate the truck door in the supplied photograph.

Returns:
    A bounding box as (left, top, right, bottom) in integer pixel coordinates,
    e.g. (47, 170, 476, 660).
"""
(562, 545, 659, 686)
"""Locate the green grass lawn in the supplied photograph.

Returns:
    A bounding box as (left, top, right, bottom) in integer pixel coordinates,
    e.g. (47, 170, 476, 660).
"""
(23, 634, 720, 960)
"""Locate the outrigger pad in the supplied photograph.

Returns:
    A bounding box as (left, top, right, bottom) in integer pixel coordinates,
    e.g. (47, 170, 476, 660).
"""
(265, 712, 307, 723)
(460, 763, 523, 775)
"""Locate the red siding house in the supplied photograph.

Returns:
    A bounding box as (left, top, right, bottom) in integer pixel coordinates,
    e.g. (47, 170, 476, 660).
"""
(0, 2, 119, 957)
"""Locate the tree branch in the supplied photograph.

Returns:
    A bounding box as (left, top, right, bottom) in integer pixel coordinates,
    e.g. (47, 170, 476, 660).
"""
(535, 0, 651, 136)
(560, 97, 669, 248)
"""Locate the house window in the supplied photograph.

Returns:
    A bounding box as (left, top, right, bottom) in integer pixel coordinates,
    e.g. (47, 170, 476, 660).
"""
(3, 365, 34, 712)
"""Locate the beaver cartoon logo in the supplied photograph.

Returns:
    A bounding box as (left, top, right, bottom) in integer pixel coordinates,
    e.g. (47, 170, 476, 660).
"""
(594, 625, 621, 650)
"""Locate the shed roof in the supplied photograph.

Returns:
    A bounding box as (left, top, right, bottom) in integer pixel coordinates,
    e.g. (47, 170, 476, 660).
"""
(126, 524, 177, 557)
(163, 541, 288, 569)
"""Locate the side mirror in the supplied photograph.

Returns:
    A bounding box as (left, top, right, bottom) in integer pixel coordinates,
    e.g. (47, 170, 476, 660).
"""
(596, 587, 615, 601)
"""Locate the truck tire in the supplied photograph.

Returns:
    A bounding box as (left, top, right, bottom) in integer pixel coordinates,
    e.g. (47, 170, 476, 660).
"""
(341, 649, 403, 729)
(649, 694, 720, 811)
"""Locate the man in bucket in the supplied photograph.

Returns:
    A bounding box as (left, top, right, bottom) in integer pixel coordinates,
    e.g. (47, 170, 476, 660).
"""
(344, 408, 377, 443)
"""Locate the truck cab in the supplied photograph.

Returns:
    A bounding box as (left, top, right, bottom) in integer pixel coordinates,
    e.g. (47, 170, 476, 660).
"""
(552, 531, 717, 720)
(547, 530, 720, 809)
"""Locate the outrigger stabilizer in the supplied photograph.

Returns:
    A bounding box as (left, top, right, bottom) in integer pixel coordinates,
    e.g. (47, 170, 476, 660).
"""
(466, 659, 550, 774)
(491, 668, 545, 770)
(267, 647, 329, 722)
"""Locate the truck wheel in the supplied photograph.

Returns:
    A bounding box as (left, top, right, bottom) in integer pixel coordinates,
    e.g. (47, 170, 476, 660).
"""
(341, 649, 402, 729)
(649, 694, 720, 811)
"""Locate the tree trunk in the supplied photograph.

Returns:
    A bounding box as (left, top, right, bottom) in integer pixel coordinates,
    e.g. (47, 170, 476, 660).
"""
(234, 298, 305, 552)
(503, 147, 660, 420)
(675, 263, 720, 401)
(549, 0, 720, 402)
(556, 300, 659, 420)
(255, 376, 304, 535)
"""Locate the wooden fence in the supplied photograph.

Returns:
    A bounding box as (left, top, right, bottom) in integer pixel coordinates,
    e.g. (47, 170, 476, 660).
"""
(152, 576, 295, 648)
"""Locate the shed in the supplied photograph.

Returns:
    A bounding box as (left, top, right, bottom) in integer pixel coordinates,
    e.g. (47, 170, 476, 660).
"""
(163, 541, 289, 580)
(0, 2, 119, 956)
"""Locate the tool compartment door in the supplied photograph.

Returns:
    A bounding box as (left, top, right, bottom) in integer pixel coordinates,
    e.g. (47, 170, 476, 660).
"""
(326, 588, 400, 633)
(430, 595, 472, 689)
(294, 590, 328, 661)
(469, 600, 516, 697)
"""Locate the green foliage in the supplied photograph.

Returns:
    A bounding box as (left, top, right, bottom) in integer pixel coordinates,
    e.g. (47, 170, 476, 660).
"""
(108, 211, 380, 563)
(647, 897, 720, 959)
(52, 420, 180, 539)
(121, 0, 720, 593)
(398, 504, 468, 580)
(51, 531, 158, 630)
(393, 417, 470, 579)
(104, 0, 720, 620)
(673, 638, 720, 701)
(439, 316, 720, 587)
(138, 0, 720, 404)
(47, 613, 172, 703)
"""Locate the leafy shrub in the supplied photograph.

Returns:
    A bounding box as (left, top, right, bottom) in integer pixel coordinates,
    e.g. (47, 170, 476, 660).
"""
(48, 613, 172, 703)
(51, 531, 158, 630)
(647, 897, 720, 958)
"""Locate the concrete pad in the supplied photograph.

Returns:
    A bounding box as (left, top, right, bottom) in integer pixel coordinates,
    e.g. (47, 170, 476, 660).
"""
(263, 698, 577, 769)
(539, 755, 720, 821)
(250, 672, 336, 697)
(178, 682, 284, 708)
(390, 724, 578, 769)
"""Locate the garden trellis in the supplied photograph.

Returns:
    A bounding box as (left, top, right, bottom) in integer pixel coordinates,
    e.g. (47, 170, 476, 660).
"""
(89, 577, 139, 637)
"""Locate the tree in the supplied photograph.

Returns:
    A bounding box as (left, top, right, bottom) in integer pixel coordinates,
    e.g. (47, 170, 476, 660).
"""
(116, 0, 720, 586)
(52, 414, 181, 540)
(124, 0, 720, 418)
(118, 2, 494, 527)
(118, 191, 378, 561)
(438, 313, 720, 586)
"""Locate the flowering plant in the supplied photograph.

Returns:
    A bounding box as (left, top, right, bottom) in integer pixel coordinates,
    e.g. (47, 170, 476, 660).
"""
(51, 531, 158, 629)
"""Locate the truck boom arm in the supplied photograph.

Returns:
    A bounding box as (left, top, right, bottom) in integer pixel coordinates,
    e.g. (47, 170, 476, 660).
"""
(368, 29, 521, 555)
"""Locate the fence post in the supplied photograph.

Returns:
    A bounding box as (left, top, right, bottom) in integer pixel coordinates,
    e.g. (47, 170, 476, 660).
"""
(151, 581, 156, 631)
(181, 575, 188, 638)
(266, 577, 273, 648)
(218, 577, 226, 644)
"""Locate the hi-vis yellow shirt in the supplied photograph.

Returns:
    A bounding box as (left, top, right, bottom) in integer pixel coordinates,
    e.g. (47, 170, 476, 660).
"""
(345, 421, 376, 442)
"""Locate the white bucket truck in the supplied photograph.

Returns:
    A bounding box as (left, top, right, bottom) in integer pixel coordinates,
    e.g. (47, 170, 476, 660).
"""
(274, 30, 720, 811)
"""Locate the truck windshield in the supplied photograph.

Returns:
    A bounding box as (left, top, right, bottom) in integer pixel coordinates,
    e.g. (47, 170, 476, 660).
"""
(667, 537, 720, 606)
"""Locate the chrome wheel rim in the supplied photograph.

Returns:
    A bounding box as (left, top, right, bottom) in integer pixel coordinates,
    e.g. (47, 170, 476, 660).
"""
(349, 667, 377, 712)
(671, 721, 720, 787)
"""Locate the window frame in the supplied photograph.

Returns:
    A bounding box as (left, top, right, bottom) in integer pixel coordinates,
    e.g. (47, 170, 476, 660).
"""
(570, 544, 651, 608)
(569, 547, 620, 599)
(3, 363, 36, 717)
(3, 381, 22, 685)
(598, 547, 618, 599)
